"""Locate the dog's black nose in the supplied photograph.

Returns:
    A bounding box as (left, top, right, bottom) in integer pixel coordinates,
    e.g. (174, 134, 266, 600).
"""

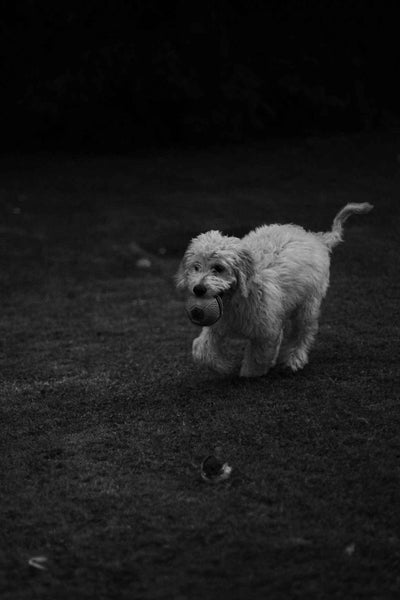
(193, 284, 207, 297)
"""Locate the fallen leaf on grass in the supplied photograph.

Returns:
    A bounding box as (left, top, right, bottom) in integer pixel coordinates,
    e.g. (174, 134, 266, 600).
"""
(28, 556, 48, 570)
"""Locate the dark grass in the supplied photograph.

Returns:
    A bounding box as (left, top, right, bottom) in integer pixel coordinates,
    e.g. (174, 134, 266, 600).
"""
(1, 132, 400, 599)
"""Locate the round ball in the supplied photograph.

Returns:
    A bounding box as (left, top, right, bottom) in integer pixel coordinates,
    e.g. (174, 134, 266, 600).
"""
(201, 455, 223, 477)
(185, 295, 223, 326)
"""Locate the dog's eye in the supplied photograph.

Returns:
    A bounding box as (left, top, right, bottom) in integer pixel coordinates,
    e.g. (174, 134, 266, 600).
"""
(213, 264, 225, 273)
(193, 264, 201, 272)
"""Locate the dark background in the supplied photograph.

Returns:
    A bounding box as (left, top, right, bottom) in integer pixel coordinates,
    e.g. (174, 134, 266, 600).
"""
(2, 0, 400, 150)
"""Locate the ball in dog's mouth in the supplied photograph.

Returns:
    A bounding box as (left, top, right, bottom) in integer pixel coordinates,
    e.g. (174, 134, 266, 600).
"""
(185, 295, 223, 326)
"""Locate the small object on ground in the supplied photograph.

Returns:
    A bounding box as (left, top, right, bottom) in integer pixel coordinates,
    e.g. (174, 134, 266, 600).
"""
(129, 241, 146, 255)
(344, 543, 356, 556)
(185, 295, 223, 326)
(201, 455, 232, 483)
(135, 257, 152, 269)
(28, 556, 48, 570)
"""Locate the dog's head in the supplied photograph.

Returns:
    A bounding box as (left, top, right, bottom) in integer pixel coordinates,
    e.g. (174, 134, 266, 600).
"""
(175, 230, 253, 300)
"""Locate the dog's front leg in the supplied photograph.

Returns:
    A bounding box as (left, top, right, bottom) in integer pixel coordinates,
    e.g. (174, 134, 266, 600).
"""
(240, 332, 283, 378)
(192, 328, 238, 375)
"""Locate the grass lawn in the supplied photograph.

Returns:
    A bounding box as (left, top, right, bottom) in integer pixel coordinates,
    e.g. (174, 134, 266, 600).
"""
(1, 132, 400, 599)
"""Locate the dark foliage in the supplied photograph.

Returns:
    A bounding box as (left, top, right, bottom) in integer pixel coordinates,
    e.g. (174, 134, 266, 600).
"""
(1, 1, 399, 148)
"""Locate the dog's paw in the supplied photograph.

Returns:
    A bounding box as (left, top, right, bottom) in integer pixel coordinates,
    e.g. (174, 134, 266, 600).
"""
(283, 349, 308, 372)
(239, 361, 269, 378)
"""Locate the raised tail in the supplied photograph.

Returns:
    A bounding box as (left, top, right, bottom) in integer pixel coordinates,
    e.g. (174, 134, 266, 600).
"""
(320, 202, 373, 250)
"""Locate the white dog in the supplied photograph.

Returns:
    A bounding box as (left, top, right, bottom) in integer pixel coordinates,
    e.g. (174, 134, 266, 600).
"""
(176, 203, 373, 377)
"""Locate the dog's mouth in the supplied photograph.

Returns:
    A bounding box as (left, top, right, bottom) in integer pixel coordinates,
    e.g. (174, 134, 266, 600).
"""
(192, 289, 226, 301)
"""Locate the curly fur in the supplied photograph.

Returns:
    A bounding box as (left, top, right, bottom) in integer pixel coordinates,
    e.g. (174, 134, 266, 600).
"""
(176, 202, 373, 377)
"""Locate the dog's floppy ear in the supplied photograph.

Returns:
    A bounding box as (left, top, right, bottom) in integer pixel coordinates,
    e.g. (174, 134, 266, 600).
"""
(235, 248, 254, 297)
(175, 246, 193, 290)
(175, 256, 187, 290)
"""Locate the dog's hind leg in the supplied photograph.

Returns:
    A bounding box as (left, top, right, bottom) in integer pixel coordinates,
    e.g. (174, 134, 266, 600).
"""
(280, 297, 321, 372)
(240, 330, 283, 378)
